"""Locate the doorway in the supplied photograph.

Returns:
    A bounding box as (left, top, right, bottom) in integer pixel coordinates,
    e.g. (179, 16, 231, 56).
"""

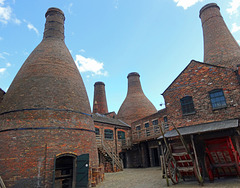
(54, 155, 76, 188)
(151, 148, 160, 166)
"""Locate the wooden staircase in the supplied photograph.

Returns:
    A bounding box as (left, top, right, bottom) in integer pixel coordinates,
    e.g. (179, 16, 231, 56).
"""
(96, 135, 123, 171)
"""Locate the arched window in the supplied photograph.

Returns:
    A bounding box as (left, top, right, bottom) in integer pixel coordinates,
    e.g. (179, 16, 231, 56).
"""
(118, 131, 125, 139)
(104, 129, 113, 140)
(209, 89, 227, 109)
(180, 96, 195, 115)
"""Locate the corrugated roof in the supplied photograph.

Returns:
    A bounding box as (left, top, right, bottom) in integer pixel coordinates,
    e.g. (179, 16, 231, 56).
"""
(92, 113, 131, 128)
(158, 119, 239, 139)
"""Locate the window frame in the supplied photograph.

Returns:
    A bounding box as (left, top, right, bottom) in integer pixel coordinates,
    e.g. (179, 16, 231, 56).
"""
(180, 96, 195, 115)
(117, 131, 126, 140)
(104, 129, 113, 140)
(152, 119, 158, 126)
(209, 89, 227, 110)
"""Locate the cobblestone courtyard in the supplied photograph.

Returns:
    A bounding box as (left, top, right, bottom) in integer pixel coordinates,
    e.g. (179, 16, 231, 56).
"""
(96, 167, 240, 188)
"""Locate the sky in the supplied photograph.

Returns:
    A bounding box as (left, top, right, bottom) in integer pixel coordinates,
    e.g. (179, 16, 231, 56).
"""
(0, 0, 240, 113)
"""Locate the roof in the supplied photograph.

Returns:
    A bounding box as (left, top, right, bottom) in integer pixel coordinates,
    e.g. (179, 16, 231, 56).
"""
(158, 119, 239, 139)
(162, 60, 234, 95)
(92, 113, 131, 128)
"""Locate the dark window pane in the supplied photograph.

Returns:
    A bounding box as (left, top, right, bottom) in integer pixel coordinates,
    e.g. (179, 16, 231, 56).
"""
(180, 96, 195, 114)
(95, 127, 99, 135)
(118, 131, 125, 139)
(145, 123, 149, 128)
(104, 129, 113, 139)
(152, 119, 158, 125)
(136, 126, 141, 130)
(209, 89, 226, 109)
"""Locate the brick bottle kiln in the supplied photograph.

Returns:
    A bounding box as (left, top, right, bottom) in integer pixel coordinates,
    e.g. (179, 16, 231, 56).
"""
(117, 72, 157, 125)
(200, 3, 240, 68)
(0, 8, 98, 187)
(93, 82, 108, 114)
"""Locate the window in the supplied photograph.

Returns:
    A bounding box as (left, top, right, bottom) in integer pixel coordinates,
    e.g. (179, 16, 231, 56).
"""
(104, 129, 113, 140)
(95, 127, 100, 135)
(163, 116, 169, 130)
(118, 131, 125, 139)
(209, 89, 227, 109)
(136, 125, 141, 131)
(152, 119, 158, 125)
(144, 122, 149, 128)
(180, 96, 195, 115)
(145, 122, 150, 136)
(163, 116, 167, 123)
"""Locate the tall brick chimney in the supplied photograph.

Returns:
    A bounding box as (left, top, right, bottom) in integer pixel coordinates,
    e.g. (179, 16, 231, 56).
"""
(117, 72, 157, 125)
(93, 81, 108, 114)
(0, 8, 98, 187)
(200, 3, 240, 69)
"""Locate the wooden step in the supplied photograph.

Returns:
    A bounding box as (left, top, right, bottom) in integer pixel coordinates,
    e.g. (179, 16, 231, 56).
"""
(176, 160, 193, 163)
(177, 166, 194, 172)
(172, 152, 188, 156)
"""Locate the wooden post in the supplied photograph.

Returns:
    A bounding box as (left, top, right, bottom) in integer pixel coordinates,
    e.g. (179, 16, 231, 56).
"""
(171, 123, 194, 161)
(159, 122, 170, 186)
(191, 135, 204, 185)
(234, 136, 240, 157)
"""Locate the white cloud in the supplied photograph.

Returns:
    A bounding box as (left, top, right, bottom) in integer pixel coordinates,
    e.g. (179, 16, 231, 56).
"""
(0, 68, 6, 73)
(232, 23, 240, 33)
(0, 51, 9, 59)
(3, 51, 9, 56)
(6, 62, 11, 67)
(237, 40, 240, 44)
(24, 19, 39, 35)
(0, 5, 11, 24)
(0, 0, 5, 5)
(75, 54, 108, 77)
(173, 0, 203, 10)
(0, 36, 2, 40)
(27, 23, 39, 35)
(227, 0, 240, 16)
(0, 0, 20, 24)
(13, 18, 21, 24)
(68, 3, 73, 14)
(0, 53, 5, 59)
(114, 0, 119, 9)
(79, 49, 85, 53)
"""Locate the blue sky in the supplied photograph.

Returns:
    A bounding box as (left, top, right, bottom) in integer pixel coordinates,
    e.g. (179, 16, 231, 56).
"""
(0, 0, 240, 113)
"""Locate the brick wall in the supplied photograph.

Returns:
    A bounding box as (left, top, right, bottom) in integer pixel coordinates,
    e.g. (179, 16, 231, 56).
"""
(0, 111, 98, 187)
(162, 60, 240, 130)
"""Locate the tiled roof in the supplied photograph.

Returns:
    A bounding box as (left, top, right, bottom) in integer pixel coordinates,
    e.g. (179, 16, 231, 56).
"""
(92, 113, 131, 128)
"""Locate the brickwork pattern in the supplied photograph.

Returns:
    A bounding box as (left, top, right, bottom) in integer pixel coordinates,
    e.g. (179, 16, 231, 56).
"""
(117, 72, 157, 125)
(200, 3, 240, 69)
(93, 82, 108, 114)
(163, 60, 240, 130)
(0, 8, 98, 187)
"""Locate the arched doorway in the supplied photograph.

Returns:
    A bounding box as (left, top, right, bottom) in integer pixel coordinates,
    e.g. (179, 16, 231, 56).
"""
(54, 155, 76, 188)
(53, 153, 90, 188)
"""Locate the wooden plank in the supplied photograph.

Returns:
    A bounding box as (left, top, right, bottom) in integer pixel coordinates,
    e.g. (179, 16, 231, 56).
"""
(191, 135, 203, 185)
(176, 160, 193, 163)
(159, 123, 170, 186)
(212, 162, 236, 168)
(177, 166, 194, 172)
(172, 152, 188, 156)
(0, 176, 6, 188)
